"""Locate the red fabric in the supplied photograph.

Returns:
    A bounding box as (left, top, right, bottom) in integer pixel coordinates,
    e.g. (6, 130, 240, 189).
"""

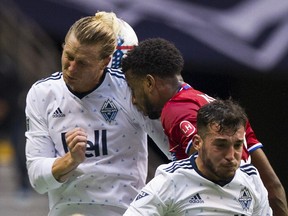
(161, 84, 258, 161)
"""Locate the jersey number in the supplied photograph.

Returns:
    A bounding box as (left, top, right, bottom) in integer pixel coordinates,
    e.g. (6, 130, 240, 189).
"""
(61, 130, 108, 157)
(198, 93, 215, 103)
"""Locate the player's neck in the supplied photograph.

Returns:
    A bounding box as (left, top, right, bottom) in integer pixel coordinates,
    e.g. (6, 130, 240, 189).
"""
(154, 76, 180, 103)
(195, 157, 219, 182)
(167, 76, 183, 97)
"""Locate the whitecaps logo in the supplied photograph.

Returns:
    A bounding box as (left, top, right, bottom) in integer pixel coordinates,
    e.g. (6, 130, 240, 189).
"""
(238, 187, 252, 211)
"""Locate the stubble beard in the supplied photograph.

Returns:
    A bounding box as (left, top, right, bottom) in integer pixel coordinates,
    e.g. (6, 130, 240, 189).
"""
(201, 145, 236, 181)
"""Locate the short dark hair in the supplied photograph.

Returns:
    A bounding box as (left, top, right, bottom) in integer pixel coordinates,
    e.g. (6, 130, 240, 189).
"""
(197, 99, 247, 137)
(122, 38, 184, 77)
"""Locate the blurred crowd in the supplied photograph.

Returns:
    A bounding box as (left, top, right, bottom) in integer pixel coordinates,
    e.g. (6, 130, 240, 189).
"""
(0, 0, 60, 198)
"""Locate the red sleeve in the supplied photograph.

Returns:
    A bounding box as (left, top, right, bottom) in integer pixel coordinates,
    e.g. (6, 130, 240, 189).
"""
(161, 88, 210, 160)
(245, 121, 262, 151)
(161, 101, 198, 160)
(242, 121, 262, 162)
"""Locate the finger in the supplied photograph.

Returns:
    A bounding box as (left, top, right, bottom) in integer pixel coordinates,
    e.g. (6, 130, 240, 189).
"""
(66, 128, 87, 145)
(68, 134, 87, 150)
(66, 127, 86, 138)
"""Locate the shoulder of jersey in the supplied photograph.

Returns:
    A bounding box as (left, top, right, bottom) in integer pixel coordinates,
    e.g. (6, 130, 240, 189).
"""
(161, 157, 194, 173)
(106, 67, 126, 80)
(35, 71, 62, 86)
(239, 163, 258, 176)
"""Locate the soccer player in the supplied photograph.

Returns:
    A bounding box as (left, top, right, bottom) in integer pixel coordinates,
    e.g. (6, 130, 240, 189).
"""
(25, 12, 169, 216)
(122, 38, 288, 215)
(124, 99, 272, 215)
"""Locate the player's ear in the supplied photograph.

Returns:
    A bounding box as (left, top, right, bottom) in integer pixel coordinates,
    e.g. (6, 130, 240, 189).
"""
(101, 56, 112, 70)
(145, 74, 156, 91)
(192, 134, 202, 151)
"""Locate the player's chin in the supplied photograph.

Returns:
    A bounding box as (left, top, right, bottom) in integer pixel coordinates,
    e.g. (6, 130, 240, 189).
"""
(148, 112, 161, 120)
(222, 168, 237, 179)
(64, 74, 77, 85)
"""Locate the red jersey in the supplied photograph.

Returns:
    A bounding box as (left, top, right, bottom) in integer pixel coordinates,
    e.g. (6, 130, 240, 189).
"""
(161, 83, 262, 161)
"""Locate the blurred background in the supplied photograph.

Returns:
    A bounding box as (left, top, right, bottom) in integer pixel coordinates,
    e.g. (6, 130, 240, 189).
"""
(0, 0, 287, 215)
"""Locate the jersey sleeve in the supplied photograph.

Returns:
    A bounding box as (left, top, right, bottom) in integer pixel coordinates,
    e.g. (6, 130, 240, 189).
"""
(161, 88, 216, 161)
(25, 85, 62, 194)
(123, 172, 174, 216)
(245, 121, 263, 152)
(144, 118, 171, 160)
(126, 88, 171, 160)
(161, 100, 200, 160)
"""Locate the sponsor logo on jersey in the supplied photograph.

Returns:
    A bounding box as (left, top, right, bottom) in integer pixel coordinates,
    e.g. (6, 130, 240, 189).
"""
(135, 191, 149, 201)
(52, 107, 65, 118)
(100, 99, 118, 123)
(189, 193, 204, 204)
(179, 120, 196, 137)
(238, 187, 252, 211)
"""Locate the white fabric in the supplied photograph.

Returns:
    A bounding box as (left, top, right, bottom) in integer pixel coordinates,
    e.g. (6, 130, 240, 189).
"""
(124, 155, 272, 216)
(25, 68, 169, 216)
(107, 19, 138, 69)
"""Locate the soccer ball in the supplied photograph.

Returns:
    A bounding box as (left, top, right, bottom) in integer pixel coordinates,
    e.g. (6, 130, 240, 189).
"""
(108, 19, 138, 69)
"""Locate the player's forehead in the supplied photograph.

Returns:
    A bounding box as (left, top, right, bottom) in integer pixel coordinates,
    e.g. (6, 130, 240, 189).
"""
(64, 33, 102, 59)
(204, 126, 245, 142)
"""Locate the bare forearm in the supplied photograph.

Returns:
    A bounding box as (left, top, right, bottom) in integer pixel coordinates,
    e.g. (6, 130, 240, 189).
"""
(268, 185, 288, 216)
(52, 127, 87, 182)
(52, 153, 80, 182)
(251, 149, 288, 216)
(261, 169, 288, 216)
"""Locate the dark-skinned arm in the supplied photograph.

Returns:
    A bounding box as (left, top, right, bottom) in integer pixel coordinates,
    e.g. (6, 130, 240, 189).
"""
(251, 148, 288, 216)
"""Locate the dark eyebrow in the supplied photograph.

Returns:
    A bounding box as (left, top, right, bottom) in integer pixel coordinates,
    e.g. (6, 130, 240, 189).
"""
(213, 137, 244, 144)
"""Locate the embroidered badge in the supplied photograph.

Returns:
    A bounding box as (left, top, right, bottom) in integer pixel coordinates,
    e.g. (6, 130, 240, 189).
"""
(135, 191, 149, 201)
(100, 99, 118, 123)
(238, 187, 252, 211)
(179, 120, 196, 137)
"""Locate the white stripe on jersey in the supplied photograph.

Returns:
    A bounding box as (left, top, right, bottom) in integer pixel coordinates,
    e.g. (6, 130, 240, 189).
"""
(35, 71, 62, 85)
(162, 158, 193, 173)
(240, 163, 257, 176)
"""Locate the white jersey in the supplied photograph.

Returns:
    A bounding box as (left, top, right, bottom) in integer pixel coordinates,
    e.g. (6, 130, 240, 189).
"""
(124, 154, 272, 216)
(25, 68, 169, 216)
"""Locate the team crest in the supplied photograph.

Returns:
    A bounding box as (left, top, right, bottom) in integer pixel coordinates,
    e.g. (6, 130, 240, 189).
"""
(238, 187, 252, 211)
(100, 99, 118, 123)
(135, 191, 149, 201)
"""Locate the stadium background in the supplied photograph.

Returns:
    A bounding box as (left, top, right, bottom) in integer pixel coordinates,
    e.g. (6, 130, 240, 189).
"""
(2, 0, 287, 205)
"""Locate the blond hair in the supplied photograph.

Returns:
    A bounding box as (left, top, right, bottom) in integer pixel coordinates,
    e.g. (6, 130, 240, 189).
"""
(65, 11, 120, 59)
